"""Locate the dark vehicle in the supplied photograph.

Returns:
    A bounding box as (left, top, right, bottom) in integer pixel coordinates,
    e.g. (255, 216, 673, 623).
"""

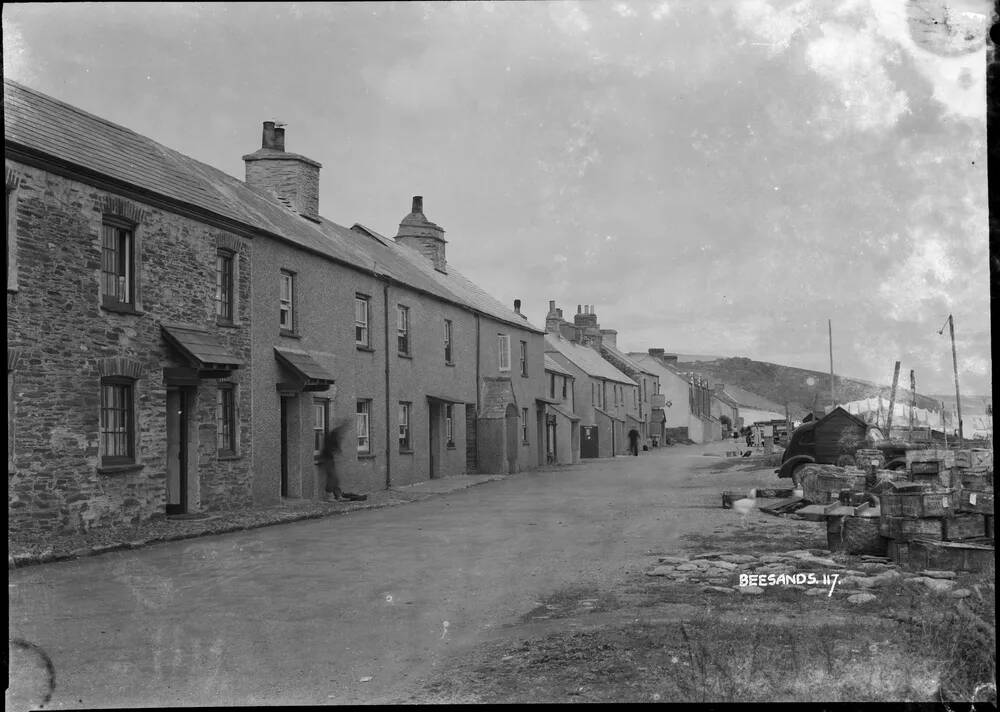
(776, 406, 915, 482)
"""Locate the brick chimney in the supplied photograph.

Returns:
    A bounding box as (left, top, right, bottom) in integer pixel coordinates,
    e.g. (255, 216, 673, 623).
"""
(574, 304, 602, 348)
(243, 121, 322, 221)
(546, 300, 568, 333)
(648, 348, 679, 366)
(395, 196, 448, 273)
(600, 329, 617, 349)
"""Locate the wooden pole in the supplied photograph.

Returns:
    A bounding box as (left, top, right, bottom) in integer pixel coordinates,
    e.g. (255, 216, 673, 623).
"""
(909, 370, 916, 439)
(886, 361, 901, 435)
(948, 315, 964, 446)
(828, 319, 835, 408)
(941, 400, 948, 448)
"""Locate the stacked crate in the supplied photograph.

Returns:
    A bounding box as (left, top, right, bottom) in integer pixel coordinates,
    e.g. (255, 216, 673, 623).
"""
(881, 448, 992, 565)
(952, 448, 994, 542)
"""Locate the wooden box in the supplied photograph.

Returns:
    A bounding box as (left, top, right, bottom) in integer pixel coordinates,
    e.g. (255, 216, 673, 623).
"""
(955, 472, 993, 490)
(942, 514, 987, 541)
(906, 538, 995, 573)
(887, 538, 909, 564)
(911, 461, 941, 475)
(880, 515, 943, 541)
(986, 515, 994, 540)
(906, 449, 956, 467)
(955, 449, 993, 470)
(880, 490, 955, 518)
(954, 490, 994, 514)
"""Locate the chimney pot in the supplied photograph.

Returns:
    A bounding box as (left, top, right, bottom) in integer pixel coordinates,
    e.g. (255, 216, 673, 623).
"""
(273, 126, 286, 152)
(262, 121, 276, 149)
(514, 299, 521, 313)
(548, 300, 555, 312)
(577, 305, 582, 314)
(412, 196, 423, 214)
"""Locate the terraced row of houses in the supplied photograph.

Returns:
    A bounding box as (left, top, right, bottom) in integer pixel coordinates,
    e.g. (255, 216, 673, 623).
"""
(5, 80, 754, 539)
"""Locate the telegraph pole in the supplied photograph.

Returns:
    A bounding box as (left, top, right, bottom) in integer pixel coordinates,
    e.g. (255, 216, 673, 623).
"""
(828, 319, 835, 408)
(947, 315, 964, 446)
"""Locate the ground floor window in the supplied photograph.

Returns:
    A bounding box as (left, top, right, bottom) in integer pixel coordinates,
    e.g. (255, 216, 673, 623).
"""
(216, 383, 237, 456)
(521, 407, 529, 444)
(445, 404, 454, 447)
(357, 399, 371, 454)
(100, 377, 135, 465)
(313, 398, 329, 455)
(399, 401, 411, 451)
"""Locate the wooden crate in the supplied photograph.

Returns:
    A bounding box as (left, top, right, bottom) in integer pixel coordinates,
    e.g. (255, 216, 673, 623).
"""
(906, 449, 955, 467)
(906, 538, 995, 573)
(942, 514, 987, 541)
(954, 489, 994, 514)
(955, 449, 993, 470)
(911, 461, 941, 475)
(880, 515, 943, 541)
(887, 539, 909, 565)
(880, 490, 955, 518)
(855, 449, 885, 468)
(956, 472, 993, 490)
(986, 515, 994, 540)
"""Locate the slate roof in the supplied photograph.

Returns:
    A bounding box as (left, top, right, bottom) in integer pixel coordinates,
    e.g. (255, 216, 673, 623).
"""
(601, 342, 656, 377)
(4, 79, 541, 334)
(627, 353, 693, 385)
(716, 384, 786, 414)
(545, 334, 636, 386)
(160, 325, 242, 370)
(544, 354, 574, 378)
(273, 347, 336, 386)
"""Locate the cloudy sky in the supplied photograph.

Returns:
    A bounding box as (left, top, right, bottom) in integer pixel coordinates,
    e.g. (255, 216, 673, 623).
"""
(3, 0, 992, 395)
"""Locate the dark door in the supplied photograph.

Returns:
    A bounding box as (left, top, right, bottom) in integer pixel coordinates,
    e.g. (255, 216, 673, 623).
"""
(428, 401, 441, 479)
(280, 396, 290, 498)
(505, 403, 519, 474)
(166, 388, 189, 515)
(581, 425, 598, 458)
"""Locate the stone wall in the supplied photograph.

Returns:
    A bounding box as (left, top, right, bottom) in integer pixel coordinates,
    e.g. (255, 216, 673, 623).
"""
(7, 161, 253, 538)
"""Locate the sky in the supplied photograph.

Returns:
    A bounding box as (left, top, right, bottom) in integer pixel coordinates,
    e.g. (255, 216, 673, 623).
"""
(3, 0, 993, 396)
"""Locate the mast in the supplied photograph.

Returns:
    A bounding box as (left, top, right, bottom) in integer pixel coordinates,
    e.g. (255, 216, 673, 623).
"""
(828, 319, 835, 408)
(886, 361, 901, 435)
(948, 315, 964, 446)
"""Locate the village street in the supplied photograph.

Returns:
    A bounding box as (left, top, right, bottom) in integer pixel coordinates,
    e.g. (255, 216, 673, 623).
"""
(8, 441, 779, 708)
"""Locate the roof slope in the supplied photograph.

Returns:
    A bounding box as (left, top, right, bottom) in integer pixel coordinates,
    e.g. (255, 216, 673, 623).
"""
(4, 79, 540, 333)
(544, 354, 573, 377)
(601, 342, 655, 376)
(716, 383, 787, 413)
(627, 353, 693, 384)
(546, 334, 636, 385)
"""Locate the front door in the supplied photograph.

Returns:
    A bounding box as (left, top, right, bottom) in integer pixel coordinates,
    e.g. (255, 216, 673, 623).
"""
(166, 388, 190, 515)
(505, 403, 519, 474)
(581, 425, 598, 458)
(428, 401, 441, 479)
(280, 396, 290, 498)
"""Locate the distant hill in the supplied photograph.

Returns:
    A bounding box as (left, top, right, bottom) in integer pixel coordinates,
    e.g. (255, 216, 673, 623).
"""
(682, 357, 947, 420)
(928, 394, 992, 416)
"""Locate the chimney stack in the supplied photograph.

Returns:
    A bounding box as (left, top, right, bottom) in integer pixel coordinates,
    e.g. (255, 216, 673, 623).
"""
(395, 196, 448, 273)
(514, 299, 521, 314)
(600, 329, 618, 349)
(244, 121, 321, 220)
(546, 300, 565, 333)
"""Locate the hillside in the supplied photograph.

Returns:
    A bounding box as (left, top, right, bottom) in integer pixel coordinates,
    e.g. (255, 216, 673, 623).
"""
(683, 357, 947, 420)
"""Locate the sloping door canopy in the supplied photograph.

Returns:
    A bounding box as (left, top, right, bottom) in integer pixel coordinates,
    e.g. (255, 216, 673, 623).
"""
(274, 347, 335, 392)
(161, 324, 242, 380)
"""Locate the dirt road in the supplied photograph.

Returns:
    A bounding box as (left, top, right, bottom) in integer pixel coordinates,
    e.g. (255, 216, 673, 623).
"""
(8, 441, 782, 707)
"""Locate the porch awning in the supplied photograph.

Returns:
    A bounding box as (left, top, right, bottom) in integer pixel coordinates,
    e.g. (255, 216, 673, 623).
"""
(535, 396, 560, 405)
(427, 394, 471, 405)
(161, 324, 241, 376)
(274, 347, 335, 392)
(548, 403, 581, 422)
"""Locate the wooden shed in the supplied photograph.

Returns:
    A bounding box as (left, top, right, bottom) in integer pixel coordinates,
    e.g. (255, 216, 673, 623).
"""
(813, 406, 870, 465)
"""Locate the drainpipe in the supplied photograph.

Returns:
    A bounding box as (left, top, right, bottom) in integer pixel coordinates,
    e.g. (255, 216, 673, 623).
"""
(475, 313, 481, 413)
(383, 281, 392, 490)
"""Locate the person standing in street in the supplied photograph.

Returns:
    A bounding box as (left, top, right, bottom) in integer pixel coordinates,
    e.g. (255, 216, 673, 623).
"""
(317, 428, 344, 501)
(628, 428, 640, 456)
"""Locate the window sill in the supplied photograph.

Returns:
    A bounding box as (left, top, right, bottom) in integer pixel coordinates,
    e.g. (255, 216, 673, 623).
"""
(97, 463, 145, 475)
(101, 303, 144, 316)
(279, 330, 301, 339)
(522, 442, 530, 447)
(446, 445, 456, 451)
(397, 353, 412, 360)
(217, 452, 242, 461)
(398, 449, 414, 455)
(357, 453, 376, 460)
(356, 344, 375, 353)
(445, 361, 455, 367)
(216, 320, 241, 329)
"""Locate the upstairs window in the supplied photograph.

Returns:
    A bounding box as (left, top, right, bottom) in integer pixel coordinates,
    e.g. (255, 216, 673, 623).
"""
(355, 296, 370, 347)
(397, 305, 410, 355)
(519, 341, 528, 377)
(498, 334, 510, 372)
(101, 221, 135, 308)
(216, 250, 235, 324)
(444, 319, 453, 363)
(279, 270, 295, 332)
(549, 373, 556, 399)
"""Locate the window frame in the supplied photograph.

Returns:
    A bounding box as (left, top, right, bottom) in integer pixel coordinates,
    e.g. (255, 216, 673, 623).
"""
(398, 401, 412, 451)
(100, 218, 137, 310)
(445, 403, 455, 448)
(355, 294, 371, 347)
(356, 399, 372, 454)
(519, 340, 528, 377)
(215, 249, 235, 325)
(444, 319, 453, 364)
(313, 398, 330, 456)
(397, 304, 410, 356)
(279, 269, 296, 334)
(100, 376, 136, 466)
(6, 172, 20, 293)
(497, 334, 511, 372)
(520, 407, 529, 444)
(216, 382, 238, 457)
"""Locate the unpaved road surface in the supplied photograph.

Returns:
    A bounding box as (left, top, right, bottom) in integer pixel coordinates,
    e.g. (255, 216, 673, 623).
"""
(9, 441, 784, 707)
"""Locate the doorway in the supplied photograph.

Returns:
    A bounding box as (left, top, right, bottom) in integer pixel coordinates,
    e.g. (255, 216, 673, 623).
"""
(581, 425, 598, 458)
(505, 403, 519, 474)
(428, 400, 441, 479)
(166, 387, 191, 515)
(280, 396, 290, 498)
